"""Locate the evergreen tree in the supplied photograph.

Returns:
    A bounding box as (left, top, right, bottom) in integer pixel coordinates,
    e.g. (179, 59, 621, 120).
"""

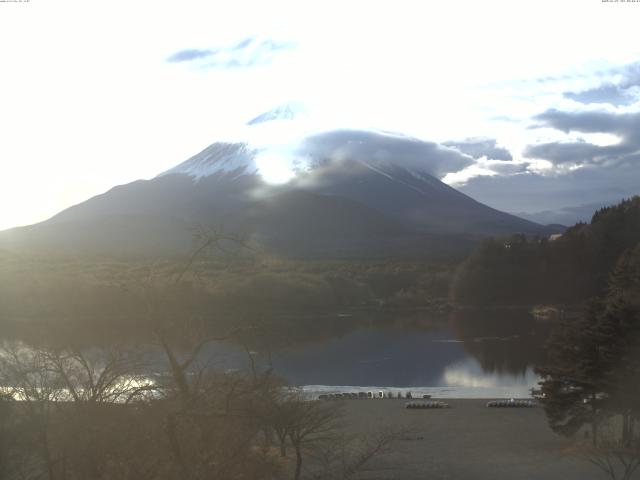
(536, 301, 612, 445)
(600, 245, 640, 446)
(537, 243, 640, 446)
(452, 196, 640, 305)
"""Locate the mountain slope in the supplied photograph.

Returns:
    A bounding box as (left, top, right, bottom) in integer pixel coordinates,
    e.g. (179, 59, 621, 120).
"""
(295, 157, 543, 236)
(0, 129, 554, 258)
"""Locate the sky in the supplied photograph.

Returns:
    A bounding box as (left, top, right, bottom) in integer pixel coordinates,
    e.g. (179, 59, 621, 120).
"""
(0, 0, 639, 230)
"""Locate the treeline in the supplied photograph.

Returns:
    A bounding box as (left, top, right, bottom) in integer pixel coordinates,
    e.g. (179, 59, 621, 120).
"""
(451, 196, 640, 305)
(0, 251, 454, 340)
(535, 243, 640, 478)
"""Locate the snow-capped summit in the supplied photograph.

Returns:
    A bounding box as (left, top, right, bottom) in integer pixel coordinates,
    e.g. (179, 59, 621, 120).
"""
(159, 142, 258, 179)
(157, 126, 476, 187)
(157, 102, 312, 183)
(246, 101, 307, 125)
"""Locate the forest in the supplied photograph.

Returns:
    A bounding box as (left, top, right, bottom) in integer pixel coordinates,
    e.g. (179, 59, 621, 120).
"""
(451, 196, 640, 306)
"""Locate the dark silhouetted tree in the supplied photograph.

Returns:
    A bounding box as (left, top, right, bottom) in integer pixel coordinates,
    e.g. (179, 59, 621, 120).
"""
(537, 242, 640, 449)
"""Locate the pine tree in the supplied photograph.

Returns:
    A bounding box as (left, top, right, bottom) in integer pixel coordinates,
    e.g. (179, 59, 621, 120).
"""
(536, 301, 612, 445)
(600, 245, 640, 446)
(537, 243, 640, 446)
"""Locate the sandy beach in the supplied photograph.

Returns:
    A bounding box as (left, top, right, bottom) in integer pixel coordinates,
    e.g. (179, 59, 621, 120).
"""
(339, 399, 601, 480)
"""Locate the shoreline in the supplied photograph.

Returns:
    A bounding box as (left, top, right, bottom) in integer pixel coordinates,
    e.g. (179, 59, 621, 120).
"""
(300, 384, 538, 400)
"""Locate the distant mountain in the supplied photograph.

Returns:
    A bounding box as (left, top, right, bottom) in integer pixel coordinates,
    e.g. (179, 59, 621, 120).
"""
(246, 101, 306, 125)
(0, 117, 556, 258)
(513, 201, 622, 227)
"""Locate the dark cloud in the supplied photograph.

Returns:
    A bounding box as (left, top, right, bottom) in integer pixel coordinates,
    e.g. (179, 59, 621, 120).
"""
(461, 63, 640, 214)
(484, 162, 527, 175)
(563, 61, 640, 106)
(524, 140, 615, 165)
(298, 129, 475, 178)
(533, 109, 639, 135)
(525, 109, 640, 166)
(443, 138, 513, 161)
(166, 37, 295, 67)
(564, 84, 634, 107)
(166, 48, 216, 63)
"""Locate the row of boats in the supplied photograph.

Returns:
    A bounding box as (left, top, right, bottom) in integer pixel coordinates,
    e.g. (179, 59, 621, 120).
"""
(318, 393, 538, 408)
(405, 399, 538, 409)
(486, 399, 538, 408)
(406, 401, 450, 409)
(318, 391, 428, 401)
(405, 399, 537, 409)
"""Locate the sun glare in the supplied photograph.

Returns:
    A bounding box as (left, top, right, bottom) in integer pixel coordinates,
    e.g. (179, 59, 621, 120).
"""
(254, 152, 296, 184)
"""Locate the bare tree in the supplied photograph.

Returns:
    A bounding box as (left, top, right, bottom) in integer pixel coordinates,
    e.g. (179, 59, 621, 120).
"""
(141, 228, 252, 405)
(263, 395, 404, 480)
(0, 340, 165, 480)
(44, 347, 154, 405)
(308, 428, 403, 480)
(0, 342, 65, 480)
(286, 399, 343, 480)
(251, 386, 302, 459)
(580, 422, 640, 480)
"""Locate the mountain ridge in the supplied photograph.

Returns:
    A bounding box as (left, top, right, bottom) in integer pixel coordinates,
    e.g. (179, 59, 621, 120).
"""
(0, 128, 561, 259)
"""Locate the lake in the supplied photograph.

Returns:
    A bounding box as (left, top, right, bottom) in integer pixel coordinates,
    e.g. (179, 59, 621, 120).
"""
(193, 308, 552, 398)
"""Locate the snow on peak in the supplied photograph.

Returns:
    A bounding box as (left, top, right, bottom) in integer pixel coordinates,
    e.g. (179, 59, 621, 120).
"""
(158, 142, 259, 179)
(157, 123, 454, 188)
(157, 141, 306, 185)
(246, 101, 307, 125)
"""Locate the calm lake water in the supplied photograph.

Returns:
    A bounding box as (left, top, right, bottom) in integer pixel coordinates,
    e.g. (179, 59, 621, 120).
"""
(2, 308, 553, 399)
(195, 308, 551, 398)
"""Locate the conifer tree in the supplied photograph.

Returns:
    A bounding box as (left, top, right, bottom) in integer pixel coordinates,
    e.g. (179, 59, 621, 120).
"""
(537, 243, 640, 446)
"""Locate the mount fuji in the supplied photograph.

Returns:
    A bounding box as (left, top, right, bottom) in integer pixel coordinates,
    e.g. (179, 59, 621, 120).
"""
(0, 104, 559, 258)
